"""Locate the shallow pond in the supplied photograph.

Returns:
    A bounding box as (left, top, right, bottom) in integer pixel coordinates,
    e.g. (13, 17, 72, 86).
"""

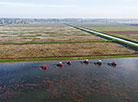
(0, 58, 138, 102)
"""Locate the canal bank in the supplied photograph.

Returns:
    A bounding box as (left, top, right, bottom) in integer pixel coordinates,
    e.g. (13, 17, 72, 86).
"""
(66, 24, 138, 50)
(1, 54, 138, 62)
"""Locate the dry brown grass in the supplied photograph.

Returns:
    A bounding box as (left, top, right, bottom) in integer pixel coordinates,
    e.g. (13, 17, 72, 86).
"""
(0, 36, 104, 43)
(0, 23, 91, 36)
(0, 23, 104, 42)
(119, 35, 138, 39)
(0, 42, 137, 59)
(75, 22, 138, 40)
(75, 22, 138, 32)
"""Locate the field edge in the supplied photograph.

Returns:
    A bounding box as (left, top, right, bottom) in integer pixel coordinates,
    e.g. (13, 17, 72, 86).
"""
(0, 54, 138, 62)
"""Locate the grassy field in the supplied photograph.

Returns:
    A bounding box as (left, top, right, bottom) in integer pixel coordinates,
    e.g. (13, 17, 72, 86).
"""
(0, 22, 138, 62)
(0, 42, 137, 59)
(76, 22, 138, 41)
(0, 36, 104, 43)
(0, 23, 104, 42)
(1, 55, 138, 62)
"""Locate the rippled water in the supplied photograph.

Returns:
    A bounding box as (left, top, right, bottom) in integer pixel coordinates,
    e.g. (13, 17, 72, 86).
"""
(0, 58, 138, 102)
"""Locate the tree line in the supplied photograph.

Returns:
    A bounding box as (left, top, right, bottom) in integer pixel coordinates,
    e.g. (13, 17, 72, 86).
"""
(0, 18, 138, 25)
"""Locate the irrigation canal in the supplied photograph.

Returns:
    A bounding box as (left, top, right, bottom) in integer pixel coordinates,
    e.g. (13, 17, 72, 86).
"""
(66, 24, 138, 47)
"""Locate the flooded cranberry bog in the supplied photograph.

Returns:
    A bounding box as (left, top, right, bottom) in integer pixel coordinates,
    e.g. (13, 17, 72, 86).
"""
(0, 58, 138, 102)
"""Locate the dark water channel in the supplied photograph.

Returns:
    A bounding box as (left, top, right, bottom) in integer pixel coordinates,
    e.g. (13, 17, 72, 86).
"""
(0, 58, 138, 102)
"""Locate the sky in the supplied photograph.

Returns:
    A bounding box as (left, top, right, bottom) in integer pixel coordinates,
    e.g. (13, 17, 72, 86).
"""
(0, 0, 138, 18)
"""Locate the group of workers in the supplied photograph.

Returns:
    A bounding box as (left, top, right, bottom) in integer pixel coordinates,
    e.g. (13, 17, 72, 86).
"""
(83, 59, 117, 66)
(39, 59, 117, 70)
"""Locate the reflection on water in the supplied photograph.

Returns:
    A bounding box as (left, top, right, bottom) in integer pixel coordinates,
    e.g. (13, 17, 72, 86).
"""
(0, 58, 138, 102)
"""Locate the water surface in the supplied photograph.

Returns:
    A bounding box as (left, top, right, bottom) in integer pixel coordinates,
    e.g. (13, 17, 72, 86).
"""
(0, 58, 138, 102)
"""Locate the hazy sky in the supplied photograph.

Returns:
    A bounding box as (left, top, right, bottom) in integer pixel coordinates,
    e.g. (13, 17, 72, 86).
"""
(0, 0, 138, 18)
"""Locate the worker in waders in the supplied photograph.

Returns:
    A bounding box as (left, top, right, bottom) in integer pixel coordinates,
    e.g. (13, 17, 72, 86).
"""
(67, 60, 71, 65)
(57, 62, 63, 67)
(84, 59, 89, 64)
(39, 64, 47, 70)
(111, 61, 117, 66)
(94, 60, 102, 65)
